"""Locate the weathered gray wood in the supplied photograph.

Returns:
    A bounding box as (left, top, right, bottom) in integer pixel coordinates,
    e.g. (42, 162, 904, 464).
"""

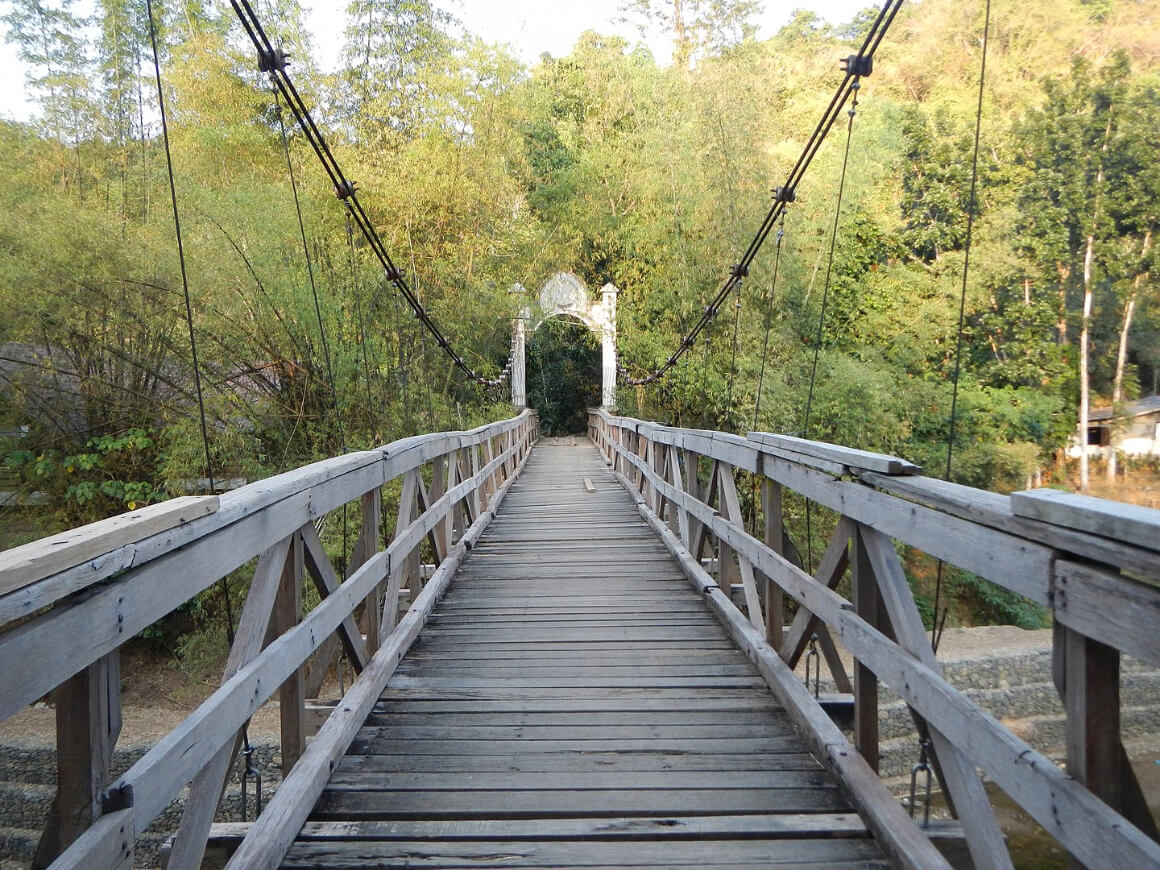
(759, 453, 1054, 603)
(33, 652, 121, 868)
(748, 430, 921, 475)
(281, 838, 887, 868)
(221, 427, 533, 870)
(862, 470, 1159, 584)
(762, 476, 784, 648)
(1054, 560, 1160, 667)
(779, 519, 852, 668)
(277, 532, 307, 775)
(166, 535, 291, 870)
(300, 524, 371, 673)
(1011, 488, 1160, 552)
(0, 495, 218, 599)
(859, 526, 1013, 870)
(851, 529, 879, 775)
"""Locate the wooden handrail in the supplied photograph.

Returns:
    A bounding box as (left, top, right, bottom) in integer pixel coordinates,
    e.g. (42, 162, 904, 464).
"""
(0, 411, 537, 870)
(589, 408, 1160, 870)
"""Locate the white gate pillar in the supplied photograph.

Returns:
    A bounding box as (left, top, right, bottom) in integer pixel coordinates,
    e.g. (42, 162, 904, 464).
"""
(511, 310, 527, 408)
(599, 283, 619, 409)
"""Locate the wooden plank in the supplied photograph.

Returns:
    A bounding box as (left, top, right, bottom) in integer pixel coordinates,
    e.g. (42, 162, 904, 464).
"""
(281, 838, 887, 868)
(277, 532, 307, 775)
(0, 495, 218, 599)
(209, 812, 868, 842)
(33, 652, 121, 866)
(583, 477, 596, 493)
(760, 453, 1053, 603)
(333, 753, 820, 774)
(312, 788, 848, 818)
(1054, 560, 1160, 667)
(748, 431, 921, 475)
(1011, 488, 1160, 552)
(324, 769, 831, 791)
(863, 471, 1159, 583)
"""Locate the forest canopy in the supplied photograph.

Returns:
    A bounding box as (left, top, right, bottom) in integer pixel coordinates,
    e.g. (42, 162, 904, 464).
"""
(1, 0, 1158, 530)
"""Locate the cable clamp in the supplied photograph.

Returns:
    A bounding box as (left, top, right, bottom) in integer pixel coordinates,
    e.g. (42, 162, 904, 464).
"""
(840, 54, 872, 77)
(731, 263, 749, 279)
(773, 185, 796, 203)
(334, 179, 358, 200)
(258, 46, 290, 74)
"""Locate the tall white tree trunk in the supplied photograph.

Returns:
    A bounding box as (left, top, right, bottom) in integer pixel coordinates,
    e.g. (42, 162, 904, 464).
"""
(1108, 229, 1152, 482)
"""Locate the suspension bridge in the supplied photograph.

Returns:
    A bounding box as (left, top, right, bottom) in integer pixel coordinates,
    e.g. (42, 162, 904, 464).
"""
(1, 411, 1158, 869)
(1, 0, 1159, 868)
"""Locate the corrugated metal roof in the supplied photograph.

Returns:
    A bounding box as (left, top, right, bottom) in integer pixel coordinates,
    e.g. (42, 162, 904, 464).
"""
(1090, 394, 1160, 422)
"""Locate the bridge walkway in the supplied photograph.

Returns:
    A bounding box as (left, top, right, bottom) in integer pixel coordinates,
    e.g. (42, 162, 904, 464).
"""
(278, 442, 887, 868)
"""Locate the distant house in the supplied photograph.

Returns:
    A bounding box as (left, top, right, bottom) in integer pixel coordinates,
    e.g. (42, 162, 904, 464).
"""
(1081, 396, 1160, 458)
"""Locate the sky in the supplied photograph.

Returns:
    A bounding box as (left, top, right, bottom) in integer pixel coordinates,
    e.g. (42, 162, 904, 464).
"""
(0, 0, 871, 121)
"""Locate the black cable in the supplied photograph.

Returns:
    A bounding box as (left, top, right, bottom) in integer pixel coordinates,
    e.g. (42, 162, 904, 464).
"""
(931, 0, 991, 654)
(145, 0, 214, 496)
(803, 82, 860, 439)
(620, 0, 903, 387)
(800, 78, 861, 575)
(228, 0, 497, 386)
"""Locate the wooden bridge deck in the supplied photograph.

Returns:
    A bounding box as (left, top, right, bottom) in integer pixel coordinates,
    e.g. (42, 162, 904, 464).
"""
(280, 442, 888, 868)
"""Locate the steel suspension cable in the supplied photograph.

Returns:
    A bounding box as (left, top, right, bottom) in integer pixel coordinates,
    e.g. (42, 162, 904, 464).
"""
(145, 0, 214, 497)
(931, 0, 992, 653)
(272, 88, 346, 455)
(620, 0, 903, 386)
(800, 80, 861, 574)
(228, 0, 502, 387)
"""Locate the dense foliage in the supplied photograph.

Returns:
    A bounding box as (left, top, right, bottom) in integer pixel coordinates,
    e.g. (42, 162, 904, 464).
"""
(1, 0, 1157, 628)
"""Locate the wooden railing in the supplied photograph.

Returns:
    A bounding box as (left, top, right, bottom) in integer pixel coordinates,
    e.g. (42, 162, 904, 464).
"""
(590, 408, 1160, 870)
(0, 410, 537, 870)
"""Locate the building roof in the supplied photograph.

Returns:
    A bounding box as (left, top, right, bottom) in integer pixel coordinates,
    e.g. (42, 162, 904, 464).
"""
(1090, 394, 1160, 422)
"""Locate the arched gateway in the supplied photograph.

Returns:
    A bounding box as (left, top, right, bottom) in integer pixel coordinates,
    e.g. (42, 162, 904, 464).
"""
(510, 272, 619, 409)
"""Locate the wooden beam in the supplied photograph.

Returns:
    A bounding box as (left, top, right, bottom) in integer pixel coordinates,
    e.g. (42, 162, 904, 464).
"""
(762, 477, 784, 649)
(1011, 489, 1160, 552)
(299, 525, 371, 673)
(748, 431, 921, 475)
(1054, 560, 1160, 668)
(760, 453, 1053, 604)
(0, 496, 218, 600)
(166, 536, 292, 870)
(851, 529, 879, 774)
(860, 526, 1013, 870)
(33, 652, 121, 868)
(277, 533, 306, 775)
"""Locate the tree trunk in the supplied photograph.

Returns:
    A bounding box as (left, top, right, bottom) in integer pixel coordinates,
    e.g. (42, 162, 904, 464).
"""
(1079, 120, 1113, 493)
(1108, 229, 1152, 482)
(1079, 234, 1094, 492)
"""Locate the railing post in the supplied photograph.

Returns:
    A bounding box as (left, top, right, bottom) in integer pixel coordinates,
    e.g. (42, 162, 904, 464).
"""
(762, 476, 785, 649)
(276, 531, 306, 775)
(358, 488, 384, 654)
(852, 527, 879, 773)
(32, 653, 122, 868)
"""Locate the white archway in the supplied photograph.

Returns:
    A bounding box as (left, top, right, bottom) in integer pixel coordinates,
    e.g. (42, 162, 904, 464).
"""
(511, 272, 618, 410)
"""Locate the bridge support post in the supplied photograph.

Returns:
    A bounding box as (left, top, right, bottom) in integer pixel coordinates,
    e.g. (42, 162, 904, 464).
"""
(32, 653, 123, 869)
(511, 309, 527, 408)
(600, 283, 618, 409)
(276, 533, 306, 775)
(852, 530, 880, 773)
